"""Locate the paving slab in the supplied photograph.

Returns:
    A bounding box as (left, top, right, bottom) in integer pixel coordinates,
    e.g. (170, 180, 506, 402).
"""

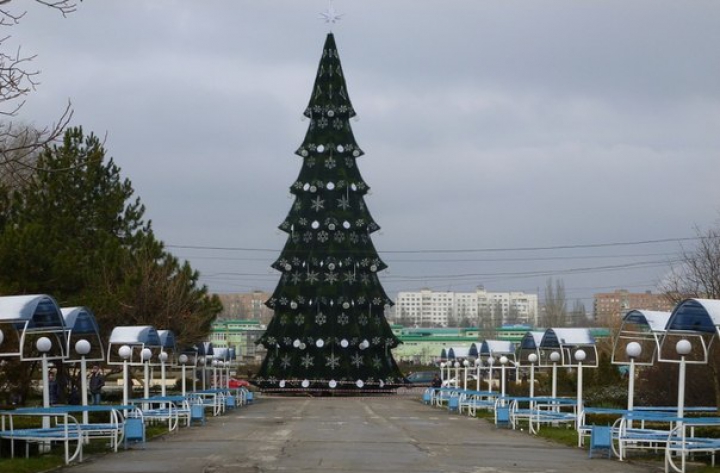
(67, 395, 662, 473)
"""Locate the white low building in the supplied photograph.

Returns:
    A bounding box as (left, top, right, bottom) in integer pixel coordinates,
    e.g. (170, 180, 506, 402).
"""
(394, 286, 538, 327)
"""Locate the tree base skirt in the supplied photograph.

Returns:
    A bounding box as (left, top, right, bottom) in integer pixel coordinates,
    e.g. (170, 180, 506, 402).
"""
(257, 387, 401, 396)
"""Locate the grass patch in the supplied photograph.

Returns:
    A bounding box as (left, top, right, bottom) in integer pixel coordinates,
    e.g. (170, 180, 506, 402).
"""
(0, 421, 170, 473)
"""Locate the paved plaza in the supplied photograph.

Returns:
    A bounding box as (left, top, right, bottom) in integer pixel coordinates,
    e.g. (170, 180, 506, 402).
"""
(68, 394, 661, 473)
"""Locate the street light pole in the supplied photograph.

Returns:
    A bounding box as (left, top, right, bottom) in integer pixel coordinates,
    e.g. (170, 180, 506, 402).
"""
(36, 337, 52, 430)
(141, 348, 152, 400)
(676, 339, 692, 424)
(574, 349, 587, 430)
(487, 357, 495, 393)
(462, 359, 469, 390)
(118, 345, 132, 407)
(75, 339, 91, 424)
(528, 353, 538, 406)
(550, 351, 561, 399)
(179, 354, 188, 396)
(159, 351, 168, 397)
(500, 356, 508, 400)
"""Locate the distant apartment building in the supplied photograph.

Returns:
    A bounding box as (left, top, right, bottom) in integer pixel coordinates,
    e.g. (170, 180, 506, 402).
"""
(593, 289, 674, 322)
(394, 287, 538, 327)
(216, 291, 274, 323)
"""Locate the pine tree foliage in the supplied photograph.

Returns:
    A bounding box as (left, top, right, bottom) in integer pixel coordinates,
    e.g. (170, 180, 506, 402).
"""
(0, 127, 221, 344)
(255, 33, 404, 392)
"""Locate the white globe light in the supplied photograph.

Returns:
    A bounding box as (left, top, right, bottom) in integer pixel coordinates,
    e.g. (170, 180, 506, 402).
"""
(293, 339, 301, 348)
(500, 356, 509, 365)
(487, 357, 495, 366)
(474, 359, 482, 367)
(279, 380, 286, 388)
(118, 345, 132, 360)
(574, 350, 587, 362)
(463, 359, 470, 367)
(528, 353, 538, 364)
(676, 339, 692, 356)
(36, 337, 52, 353)
(178, 354, 189, 365)
(141, 348, 152, 361)
(299, 343, 306, 350)
(440, 362, 446, 368)
(159, 351, 169, 363)
(454, 361, 460, 368)
(329, 379, 337, 389)
(316, 339, 325, 348)
(550, 352, 561, 363)
(379, 380, 385, 388)
(75, 339, 91, 356)
(356, 379, 364, 388)
(340, 339, 349, 348)
(301, 379, 310, 388)
(626, 342, 642, 359)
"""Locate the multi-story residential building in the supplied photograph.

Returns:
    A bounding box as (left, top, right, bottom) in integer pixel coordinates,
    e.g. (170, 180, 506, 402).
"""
(593, 289, 674, 323)
(215, 291, 274, 323)
(394, 287, 538, 328)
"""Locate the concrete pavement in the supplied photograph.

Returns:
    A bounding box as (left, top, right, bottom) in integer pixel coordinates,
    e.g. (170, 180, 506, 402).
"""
(67, 394, 662, 473)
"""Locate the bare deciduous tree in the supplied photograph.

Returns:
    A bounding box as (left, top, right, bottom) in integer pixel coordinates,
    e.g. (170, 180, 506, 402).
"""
(0, 1, 76, 186)
(660, 224, 720, 410)
(542, 278, 567, 327)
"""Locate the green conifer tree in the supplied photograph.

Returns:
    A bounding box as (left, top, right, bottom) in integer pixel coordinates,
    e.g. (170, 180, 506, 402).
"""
(255, 33, 403, 392)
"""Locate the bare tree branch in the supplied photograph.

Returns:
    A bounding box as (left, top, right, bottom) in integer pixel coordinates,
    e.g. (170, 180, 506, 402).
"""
(0, 1, 79, 186)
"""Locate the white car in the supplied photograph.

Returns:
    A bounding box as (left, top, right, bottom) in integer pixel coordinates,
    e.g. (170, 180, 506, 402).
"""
(441, 375, 478, 387)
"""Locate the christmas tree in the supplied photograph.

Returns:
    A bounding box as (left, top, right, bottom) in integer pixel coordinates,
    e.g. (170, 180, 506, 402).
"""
(254, 32, 404, 392)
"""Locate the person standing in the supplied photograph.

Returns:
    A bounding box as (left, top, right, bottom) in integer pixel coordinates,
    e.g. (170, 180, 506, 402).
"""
(48, 372, 60, 405)
(89, 365, 105, 405)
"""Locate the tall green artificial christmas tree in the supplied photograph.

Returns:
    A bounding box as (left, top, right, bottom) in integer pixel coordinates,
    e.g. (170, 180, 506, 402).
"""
(255, 32, 404, 392)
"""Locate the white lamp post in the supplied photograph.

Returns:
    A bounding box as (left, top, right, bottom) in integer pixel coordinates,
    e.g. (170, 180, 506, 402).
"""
(487, 357, 495, 393)
(439, 362, 446, 385)
(178, 354, 188, 396)
(75, 339, 92, 424)
(550, 351, 561, 399)
(118, 345, 132, 406)
(462, 359, 470, 390)
(36, 337, 52, 429)
(159, 351, 169, 396)
(574, 349, 587, 429)
(212, 359, 219, 389)
(141, 348, 152, 400)
(453, 361, 460, 388)
(198, 356, 206, 390)
(500, 356, 509, 400)
(676, 339, 692, 423)
(528, 353, 538, 403)
(475, 358, 482, 391)
(625, 342, 642, 413)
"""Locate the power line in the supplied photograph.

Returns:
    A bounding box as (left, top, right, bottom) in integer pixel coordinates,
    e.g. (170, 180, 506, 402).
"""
(166, 236, 699, 254)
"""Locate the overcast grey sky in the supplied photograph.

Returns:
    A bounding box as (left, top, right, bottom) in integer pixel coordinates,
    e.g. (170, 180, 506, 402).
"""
(10, 1, 720, 309)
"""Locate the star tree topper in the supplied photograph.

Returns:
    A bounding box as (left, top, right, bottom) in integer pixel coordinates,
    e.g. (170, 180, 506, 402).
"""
(319, 0, 344, 25)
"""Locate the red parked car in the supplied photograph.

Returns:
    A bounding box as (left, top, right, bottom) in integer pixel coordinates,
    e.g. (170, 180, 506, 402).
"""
(228, 378, 250, 388)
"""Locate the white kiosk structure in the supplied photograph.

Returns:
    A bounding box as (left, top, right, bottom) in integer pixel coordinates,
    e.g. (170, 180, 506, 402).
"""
(0, 294, 68, 361)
